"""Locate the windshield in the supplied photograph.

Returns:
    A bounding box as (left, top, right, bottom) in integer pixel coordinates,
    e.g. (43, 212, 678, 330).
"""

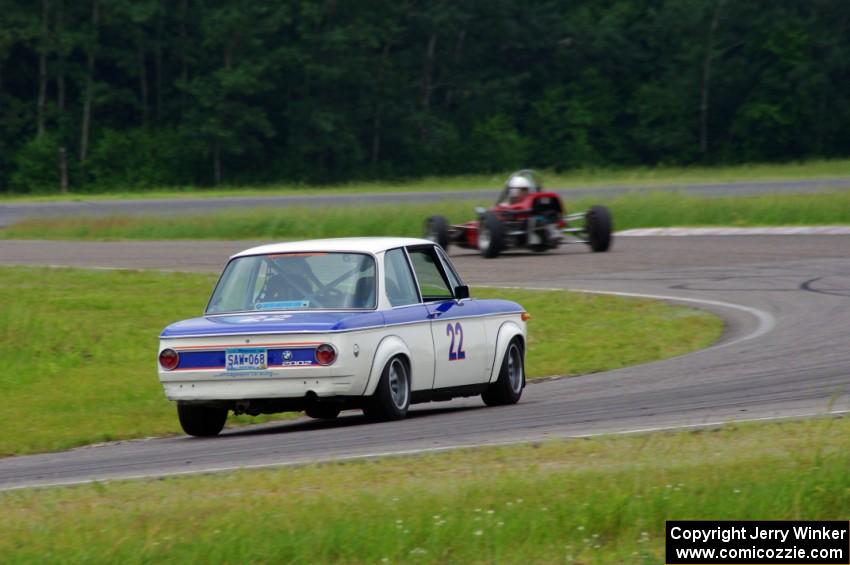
(206, 252, 376, 314)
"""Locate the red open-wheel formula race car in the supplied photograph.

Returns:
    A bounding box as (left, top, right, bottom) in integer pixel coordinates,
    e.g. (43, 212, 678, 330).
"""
(424, 170, 613, 258)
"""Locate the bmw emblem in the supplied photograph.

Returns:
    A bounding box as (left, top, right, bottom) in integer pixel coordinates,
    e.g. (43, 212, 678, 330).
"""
(282, 350, 293, 361)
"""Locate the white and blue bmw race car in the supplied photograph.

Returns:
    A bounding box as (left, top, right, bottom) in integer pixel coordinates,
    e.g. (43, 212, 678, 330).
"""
(157, 237, 528, 436)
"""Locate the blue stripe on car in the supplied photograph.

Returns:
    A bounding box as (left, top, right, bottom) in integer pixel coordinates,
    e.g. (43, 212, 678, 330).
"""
(161, 299, 523, 338)
(177, 347, 318, 369)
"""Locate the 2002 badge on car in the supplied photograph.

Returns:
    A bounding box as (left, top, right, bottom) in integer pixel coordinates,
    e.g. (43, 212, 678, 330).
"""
(157, 237, 528, 437)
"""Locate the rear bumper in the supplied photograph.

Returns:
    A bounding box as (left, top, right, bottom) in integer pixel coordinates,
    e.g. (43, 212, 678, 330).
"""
(161, 371, 361, 401)
(158, 332, 371, 401)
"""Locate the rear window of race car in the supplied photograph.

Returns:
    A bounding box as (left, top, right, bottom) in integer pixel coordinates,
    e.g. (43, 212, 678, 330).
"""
(206, 252, 376, 314)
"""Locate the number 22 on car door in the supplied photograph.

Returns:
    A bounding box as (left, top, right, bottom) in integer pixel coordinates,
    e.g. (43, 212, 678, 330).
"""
(431, 310, 487, 388)
(446, 322, 465, 360)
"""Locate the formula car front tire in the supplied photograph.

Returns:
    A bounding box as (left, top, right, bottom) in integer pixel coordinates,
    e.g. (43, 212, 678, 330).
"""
(479, 211, 505, 258)
(482, 338, 524, 406)
(424, 215, 450, 250)
(177, 402, 228, 437)
(585, 205, 612, 252)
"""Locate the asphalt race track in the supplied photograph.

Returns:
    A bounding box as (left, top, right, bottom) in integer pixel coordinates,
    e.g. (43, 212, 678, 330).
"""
(1, 235, 850, 489)
(2, 176, 850, 227)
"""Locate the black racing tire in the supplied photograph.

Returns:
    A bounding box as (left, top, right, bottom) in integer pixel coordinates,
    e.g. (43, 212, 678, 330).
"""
(482, 338, 525, 406)
(478, 211, 505, 258)
(177, 402, 228, 437)
(305, 404, 341, 419)
(424, 215, 450, 250)
(363, 356, 410, 421)
(585, 205, 612, 252)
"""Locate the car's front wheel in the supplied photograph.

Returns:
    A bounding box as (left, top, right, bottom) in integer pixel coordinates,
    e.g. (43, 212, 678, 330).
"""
(363, 356, 410, 421)
(585, 205, 612, 252)
(478, 211, 505, 258)
(482, 338, 525, 406)
(424, 215, 450, 250)
(177, 402, 228, 437)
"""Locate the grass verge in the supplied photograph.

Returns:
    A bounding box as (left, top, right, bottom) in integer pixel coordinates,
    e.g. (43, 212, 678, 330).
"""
(1, 416, 847, 563)
(1, 158, 849, 202)
(0, 266, 720, 456)
(5, 190, 850, 240)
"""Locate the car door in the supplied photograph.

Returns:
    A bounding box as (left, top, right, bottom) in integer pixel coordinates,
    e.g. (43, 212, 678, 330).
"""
(381, 248, 435, 392)
(405, 245, 490, 388)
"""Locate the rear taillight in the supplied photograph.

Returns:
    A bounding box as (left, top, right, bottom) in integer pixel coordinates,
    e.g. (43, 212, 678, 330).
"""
(159, 348, 179, 371)
(315, 344, 336, 366)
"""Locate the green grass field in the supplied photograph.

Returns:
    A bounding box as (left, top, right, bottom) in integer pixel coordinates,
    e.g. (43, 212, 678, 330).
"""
(0, 266, 720, 456)
(5, 189, 850, 241)
(1, 158, 849, 202)
(1, 416, 847, 564)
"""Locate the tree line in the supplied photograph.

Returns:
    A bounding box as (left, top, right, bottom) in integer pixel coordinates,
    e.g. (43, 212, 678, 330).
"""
(1, 0, 848, 193)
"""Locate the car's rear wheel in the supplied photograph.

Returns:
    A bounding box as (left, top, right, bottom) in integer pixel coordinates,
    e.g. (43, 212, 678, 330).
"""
(424, 215, 450, 250)
(482, 339, 524, 406)
(363, 356, 410, 421)
(177, 402, 228, 437)
(305, 404, 341, 419)
(478, 211, 505, 258)
(585, 205, 612, 252)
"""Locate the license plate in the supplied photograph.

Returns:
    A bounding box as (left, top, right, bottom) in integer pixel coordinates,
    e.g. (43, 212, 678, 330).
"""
(225, 348, 267, 371)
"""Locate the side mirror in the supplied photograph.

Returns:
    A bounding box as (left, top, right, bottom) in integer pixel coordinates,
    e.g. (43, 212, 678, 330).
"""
(475, 206, 486, 217)
(454, 285, 470, 300)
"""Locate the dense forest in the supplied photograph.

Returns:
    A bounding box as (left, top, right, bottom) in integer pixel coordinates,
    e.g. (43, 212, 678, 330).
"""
(1, 0, 849, 192)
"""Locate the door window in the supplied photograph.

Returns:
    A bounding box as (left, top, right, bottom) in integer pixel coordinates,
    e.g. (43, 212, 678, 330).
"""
(436, 247, 462, 290)
(384, 248, 420, 307)
(407, 247, 453, 301)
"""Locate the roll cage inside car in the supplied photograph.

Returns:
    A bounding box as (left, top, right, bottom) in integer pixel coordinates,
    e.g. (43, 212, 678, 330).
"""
(205, 252, 378, 314)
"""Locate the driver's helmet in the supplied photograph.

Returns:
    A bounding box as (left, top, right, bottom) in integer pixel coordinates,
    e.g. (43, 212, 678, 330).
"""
(506, 174, 534, 203)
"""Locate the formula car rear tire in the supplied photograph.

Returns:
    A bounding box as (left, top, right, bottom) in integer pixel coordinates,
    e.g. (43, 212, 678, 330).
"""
(482, 338, 524, 406)
(585, 205, 612, 252)
(424, 215, 450, 250)
(177, 402, 228, 437)
(479, 211, 505, 258)
(363, 356, 410, 421)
